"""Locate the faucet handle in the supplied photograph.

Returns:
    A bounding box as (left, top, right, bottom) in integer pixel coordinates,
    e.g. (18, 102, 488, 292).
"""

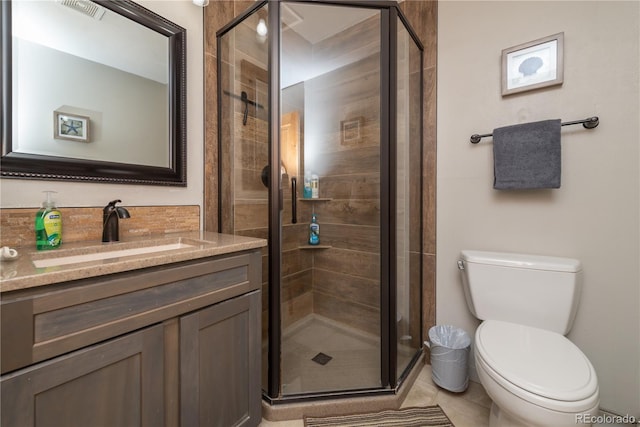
(104, 200, 122, 213)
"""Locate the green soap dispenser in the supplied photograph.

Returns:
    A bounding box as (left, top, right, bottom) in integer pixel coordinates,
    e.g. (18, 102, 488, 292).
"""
(35, 191, 62, 250)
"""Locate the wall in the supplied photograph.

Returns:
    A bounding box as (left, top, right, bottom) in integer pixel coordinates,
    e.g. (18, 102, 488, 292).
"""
(1, 0, 204, 222)
(438, 1, 639, 417)
(304, 18, 382, 336)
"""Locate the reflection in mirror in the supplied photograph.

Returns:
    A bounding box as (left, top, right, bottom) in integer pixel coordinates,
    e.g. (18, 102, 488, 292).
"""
(1, 0, 187, 185)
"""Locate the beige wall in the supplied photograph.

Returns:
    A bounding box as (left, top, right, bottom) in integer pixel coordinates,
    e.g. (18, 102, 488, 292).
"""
(0, 0, 204, 218)
(15, 39, 168, 167)
(437, 0, 639, 417)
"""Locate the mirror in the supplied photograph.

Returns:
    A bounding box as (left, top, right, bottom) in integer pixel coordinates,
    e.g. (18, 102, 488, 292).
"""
(1, 0, 186, 186)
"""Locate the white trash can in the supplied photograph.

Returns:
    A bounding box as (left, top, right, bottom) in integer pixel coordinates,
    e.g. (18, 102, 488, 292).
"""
(426, 325, 470, 392)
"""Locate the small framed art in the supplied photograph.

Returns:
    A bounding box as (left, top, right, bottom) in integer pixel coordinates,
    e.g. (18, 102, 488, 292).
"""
(501, 32, 564, 96)
(341, 116, 364, 145)
(54, 111, 90, 142)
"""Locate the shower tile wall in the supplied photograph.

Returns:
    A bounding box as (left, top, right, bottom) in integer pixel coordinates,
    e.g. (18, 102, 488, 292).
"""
(297, 15, 382, 336)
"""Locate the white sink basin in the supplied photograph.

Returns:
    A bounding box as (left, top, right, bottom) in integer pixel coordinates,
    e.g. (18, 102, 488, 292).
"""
(32, 242, 196, 268)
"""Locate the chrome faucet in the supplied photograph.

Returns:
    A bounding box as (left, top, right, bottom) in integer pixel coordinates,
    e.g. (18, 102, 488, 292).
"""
(102, 200, 130, 242)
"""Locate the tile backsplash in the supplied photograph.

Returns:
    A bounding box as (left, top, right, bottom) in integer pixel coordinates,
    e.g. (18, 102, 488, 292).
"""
(0, 205, 200, 248)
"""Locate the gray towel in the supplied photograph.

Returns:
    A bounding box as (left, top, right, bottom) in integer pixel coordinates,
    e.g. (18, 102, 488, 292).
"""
(493, 119, 561, 190)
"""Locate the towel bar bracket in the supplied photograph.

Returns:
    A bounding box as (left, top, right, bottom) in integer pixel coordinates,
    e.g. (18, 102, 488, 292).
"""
(470, 116, 599, 144)
(566, 116, 599, 129)
(470, 133, 489, 144)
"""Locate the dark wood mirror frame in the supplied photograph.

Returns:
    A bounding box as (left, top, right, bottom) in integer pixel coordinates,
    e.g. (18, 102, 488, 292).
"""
(1, 0, 187, 186)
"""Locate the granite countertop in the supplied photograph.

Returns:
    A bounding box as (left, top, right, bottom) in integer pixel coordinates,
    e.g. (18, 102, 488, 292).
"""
(0, 231, 267, 293)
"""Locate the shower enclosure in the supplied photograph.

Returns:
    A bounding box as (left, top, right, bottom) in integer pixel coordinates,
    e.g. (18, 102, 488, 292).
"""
(217, 0, 423, 403)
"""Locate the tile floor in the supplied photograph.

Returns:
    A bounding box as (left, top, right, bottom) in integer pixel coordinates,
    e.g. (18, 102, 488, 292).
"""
(261, 316, 638, 427)
(261, 364, 639, 427)
(259, 363, 492, 426)
(279, 315, 417, 395)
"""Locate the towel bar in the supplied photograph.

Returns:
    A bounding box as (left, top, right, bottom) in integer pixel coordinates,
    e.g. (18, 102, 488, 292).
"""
(223, 90, 264, 126)
(470, 116, 599, 144)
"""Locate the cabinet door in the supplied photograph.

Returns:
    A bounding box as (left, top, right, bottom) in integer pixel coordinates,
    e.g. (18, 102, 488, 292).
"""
(1, 324, 164, 427)
(180, 291, 261, 427)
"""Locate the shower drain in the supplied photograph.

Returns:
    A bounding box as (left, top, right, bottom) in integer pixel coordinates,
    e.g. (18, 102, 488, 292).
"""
(311, 352, 333, 365)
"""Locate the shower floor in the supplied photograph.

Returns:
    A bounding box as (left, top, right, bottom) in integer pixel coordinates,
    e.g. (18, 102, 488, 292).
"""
(281, 314, 382, 395)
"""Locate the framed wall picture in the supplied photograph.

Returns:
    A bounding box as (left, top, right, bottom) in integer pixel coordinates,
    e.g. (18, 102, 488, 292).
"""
(501, 32, 564, 96)
(54, 111, 90, 142)
(340, 116, 364, 146)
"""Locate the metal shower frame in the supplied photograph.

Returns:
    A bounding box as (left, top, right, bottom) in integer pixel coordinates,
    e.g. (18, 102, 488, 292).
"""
(217, 0, 425, 404)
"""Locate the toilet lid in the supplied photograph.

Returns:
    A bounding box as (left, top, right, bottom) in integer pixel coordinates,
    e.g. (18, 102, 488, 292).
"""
(476, 320, 598, 402)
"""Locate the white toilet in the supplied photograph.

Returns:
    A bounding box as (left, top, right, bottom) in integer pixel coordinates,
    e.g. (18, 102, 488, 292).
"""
(458, 250, 599, 427)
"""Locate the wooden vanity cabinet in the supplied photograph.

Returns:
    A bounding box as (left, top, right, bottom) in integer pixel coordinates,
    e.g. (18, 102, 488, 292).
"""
(180, 291, 261, 427)
(1, 324, 165, 427)
(0, 249, 262, 427)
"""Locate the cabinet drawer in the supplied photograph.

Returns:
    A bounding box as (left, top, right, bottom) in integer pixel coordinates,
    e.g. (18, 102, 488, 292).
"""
(1, 250, 261, 374)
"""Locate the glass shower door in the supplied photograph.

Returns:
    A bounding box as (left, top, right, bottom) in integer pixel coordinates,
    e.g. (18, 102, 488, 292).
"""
(217, 3, 271, 392)
(395, 16, 423, 380)
(278, 2, 383, 395)
(219, 0, 424, 400)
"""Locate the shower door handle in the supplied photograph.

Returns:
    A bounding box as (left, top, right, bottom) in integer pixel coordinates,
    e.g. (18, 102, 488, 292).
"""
(291, 177, 297, 224)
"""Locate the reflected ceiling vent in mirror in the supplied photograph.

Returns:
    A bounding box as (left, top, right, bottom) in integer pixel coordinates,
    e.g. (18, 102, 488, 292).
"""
(56, 0, 106, 20)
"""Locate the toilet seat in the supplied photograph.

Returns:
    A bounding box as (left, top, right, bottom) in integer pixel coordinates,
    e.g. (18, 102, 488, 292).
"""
(475, 320, 599, 412)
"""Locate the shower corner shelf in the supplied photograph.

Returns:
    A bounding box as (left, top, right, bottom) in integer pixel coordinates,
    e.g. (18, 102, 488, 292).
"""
(298, 245, 332, 250)
(298, 197, 332, 202)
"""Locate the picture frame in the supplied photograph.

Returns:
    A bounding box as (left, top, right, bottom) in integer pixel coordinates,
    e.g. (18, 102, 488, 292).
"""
(501, 32, 564, 96)
(54, 111, 90, 142)
(340, 116, 364, 145)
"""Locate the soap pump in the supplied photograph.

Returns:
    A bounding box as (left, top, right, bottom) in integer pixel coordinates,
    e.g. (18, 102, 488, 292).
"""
(35, 191, 62, 250)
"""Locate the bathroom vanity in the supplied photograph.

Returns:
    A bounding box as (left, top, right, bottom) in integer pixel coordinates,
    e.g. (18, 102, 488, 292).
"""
(0, 232, 266, 427)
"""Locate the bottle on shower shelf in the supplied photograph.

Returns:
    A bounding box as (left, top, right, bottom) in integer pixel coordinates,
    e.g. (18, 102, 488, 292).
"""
(309, 213, 320, 245)
(303, 173, 312, 199)
(311, 174, 319, 198)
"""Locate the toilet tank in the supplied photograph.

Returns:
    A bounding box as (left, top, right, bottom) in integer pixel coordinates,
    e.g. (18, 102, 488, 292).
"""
(459, 250, 583, 335)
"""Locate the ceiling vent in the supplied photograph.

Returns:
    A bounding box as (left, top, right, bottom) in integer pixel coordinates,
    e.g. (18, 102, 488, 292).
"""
(56, 0, 106, 20)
